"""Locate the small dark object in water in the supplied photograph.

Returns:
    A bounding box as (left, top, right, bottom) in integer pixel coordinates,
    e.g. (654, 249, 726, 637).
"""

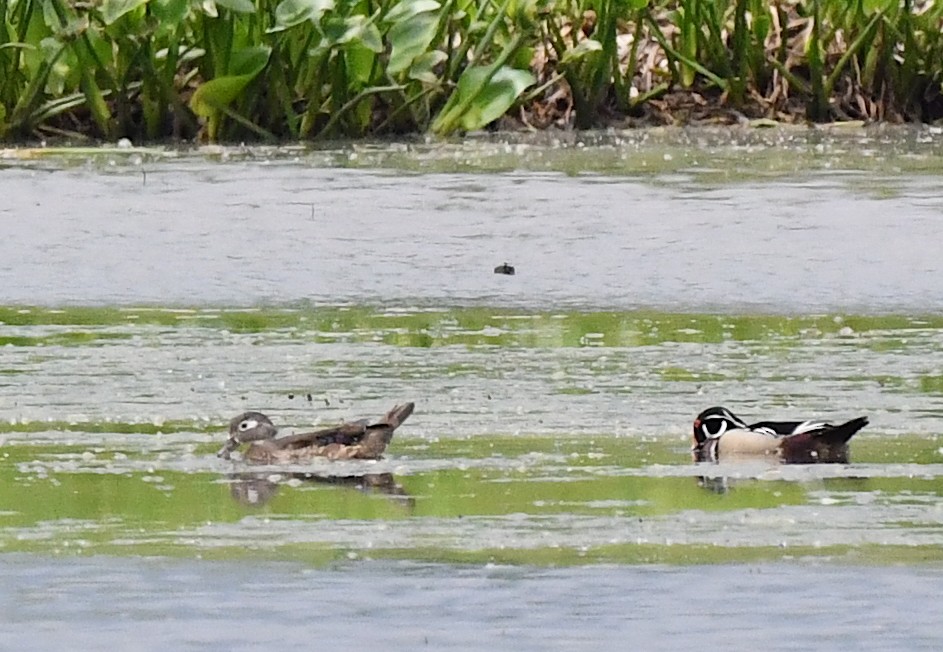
(306, 393, 313, 402)
(494, 262, 515, 275)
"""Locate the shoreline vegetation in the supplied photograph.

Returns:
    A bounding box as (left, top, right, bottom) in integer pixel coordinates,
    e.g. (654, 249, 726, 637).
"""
(1, 0, 942, 143)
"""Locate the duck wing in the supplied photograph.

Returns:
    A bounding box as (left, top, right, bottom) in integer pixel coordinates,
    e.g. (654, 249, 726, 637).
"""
(777, 416, 869, 463)
(749, 417, 868, 442)
(809, 416, 869, 446)
(269, 403, 415, 459)
(274, 420, 370, 450)
(748, 420, 827, 436)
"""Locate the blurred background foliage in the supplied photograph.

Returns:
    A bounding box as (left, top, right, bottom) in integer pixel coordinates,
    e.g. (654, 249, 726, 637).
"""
(1, 0, 941, 141)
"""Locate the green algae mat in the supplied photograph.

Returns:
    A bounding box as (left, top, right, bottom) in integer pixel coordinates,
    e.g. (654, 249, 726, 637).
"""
(2, 306, 943, 565)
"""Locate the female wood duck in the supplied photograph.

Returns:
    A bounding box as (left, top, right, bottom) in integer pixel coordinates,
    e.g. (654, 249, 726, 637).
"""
(692, 406, 868, 464)
(217, 402, 414, 463)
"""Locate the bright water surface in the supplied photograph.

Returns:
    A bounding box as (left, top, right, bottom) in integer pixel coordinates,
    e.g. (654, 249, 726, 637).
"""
(2, 556, 941, 651)
(2, 128, 943, 649)
(3, 128, 943, 311)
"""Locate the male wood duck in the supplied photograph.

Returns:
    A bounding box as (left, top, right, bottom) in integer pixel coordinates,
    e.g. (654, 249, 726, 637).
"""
(217, 402, 414, 463)
(692, 406, 868, 464)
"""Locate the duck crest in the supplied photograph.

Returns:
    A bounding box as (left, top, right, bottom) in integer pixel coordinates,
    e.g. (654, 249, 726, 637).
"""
(692, 406, 748, 445)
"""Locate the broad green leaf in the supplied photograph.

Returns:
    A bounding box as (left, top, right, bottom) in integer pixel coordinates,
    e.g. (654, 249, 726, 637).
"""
(388, 12, 438, 75)
(39, 36, 73, 96)
(270, 0, 333, 32)
(355, 20, 383, 53)
(511, 45, 534, 71)
(346, 43, 378, 86)
(862, 0, 895, 12)
(467, 19, 488, 35)
(54, 13, 89, 39)
(322, 15, 383, 52)
(352, 93, 373, 131)
(101, 0, 149, 25)
(213, 0, 255, 12)
(201, 0, 219, 17)
(189, 46, 271, 117)
(622, 0, 648, 9)
(560, 39, 602, 65)
(152, 0, 190, 23)
(41, 2, 60, 30)
(19, 8, 52, 79)
(39, 37, 64, 60)
(385, 0, 440, 24)
(408, 50, 447, 84)
(753, 13, 771, 43)
(229, 45, 271, 76)
(451, 65, 535, 131)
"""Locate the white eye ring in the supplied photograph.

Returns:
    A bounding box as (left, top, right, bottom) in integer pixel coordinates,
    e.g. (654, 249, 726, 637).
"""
(703, 420, 727, 438)
(239, 419, 258, 431)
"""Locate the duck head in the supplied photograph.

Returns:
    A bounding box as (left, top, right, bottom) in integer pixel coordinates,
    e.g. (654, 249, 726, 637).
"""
(692, 406, 748, 447)
(217, 411, 278, 459)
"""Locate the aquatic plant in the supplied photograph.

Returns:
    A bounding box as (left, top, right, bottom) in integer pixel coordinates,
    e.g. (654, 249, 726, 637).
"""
(530, 0, 943, 126)
(0, 0, 536, 140)
(0, 0, 942, 141)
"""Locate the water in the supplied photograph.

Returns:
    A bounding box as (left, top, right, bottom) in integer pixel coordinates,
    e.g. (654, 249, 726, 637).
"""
(1, 556, 941, 651)
(3, 130, 943, 648)
(3, 130, 943, 311)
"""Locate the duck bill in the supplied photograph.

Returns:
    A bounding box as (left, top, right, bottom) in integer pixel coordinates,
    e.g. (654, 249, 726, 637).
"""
(217, 437, 239, 459)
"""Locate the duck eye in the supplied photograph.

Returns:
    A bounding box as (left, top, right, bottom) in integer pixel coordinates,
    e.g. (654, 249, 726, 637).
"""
(239, 419, 258, 432)
(705, 420, 727, 437)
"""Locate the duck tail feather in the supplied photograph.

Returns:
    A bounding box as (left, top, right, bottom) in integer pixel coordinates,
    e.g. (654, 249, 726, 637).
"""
(383, 402, 415, 429)
(822, 416, 869, 445)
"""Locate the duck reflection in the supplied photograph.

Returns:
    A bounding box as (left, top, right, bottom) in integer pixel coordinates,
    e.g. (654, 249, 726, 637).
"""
(227, 471, 413, 509)
(697, 474, 731, 494)
(695, 469, 872, 495)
